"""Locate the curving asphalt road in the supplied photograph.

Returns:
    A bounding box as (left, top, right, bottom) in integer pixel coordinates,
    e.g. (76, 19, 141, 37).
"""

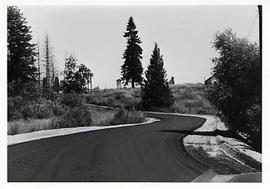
(8, 113, 209, 182)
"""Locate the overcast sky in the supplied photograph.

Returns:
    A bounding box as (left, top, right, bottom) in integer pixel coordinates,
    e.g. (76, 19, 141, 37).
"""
(20, 6, 259, 89)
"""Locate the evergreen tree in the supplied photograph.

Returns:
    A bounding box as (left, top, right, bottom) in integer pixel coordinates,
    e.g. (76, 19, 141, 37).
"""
(121, 17, 143, 88)
(7, 6, 37, 85)
(142, 43, 173, 110)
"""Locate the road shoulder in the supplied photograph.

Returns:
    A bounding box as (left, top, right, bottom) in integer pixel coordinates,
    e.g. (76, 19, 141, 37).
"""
(8, 117, 160, 146)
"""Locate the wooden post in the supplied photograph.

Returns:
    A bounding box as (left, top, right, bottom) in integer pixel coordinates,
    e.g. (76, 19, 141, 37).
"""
(258, 5, 262, 65)
(90, 76, 92, 95)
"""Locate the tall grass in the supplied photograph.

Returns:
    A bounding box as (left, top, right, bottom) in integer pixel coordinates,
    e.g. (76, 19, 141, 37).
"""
(85, 84, 217, 115)
(111, 109, 145, 125)
(170, 84, 217, 114)
(8, 118, 57, 135)
(85, 88, 141, 110)
(8, 84, 216, 135)
(8, 107, 146, 135)
(89, 108, 115, 126)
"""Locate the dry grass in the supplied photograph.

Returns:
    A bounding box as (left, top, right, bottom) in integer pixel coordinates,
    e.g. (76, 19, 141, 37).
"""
(8, 118, 56, 135)
(89, 108, 115, 126)
(85, 88, 141, 109)
(8, 107, 146, 135)
(170, 83, 217, 115)
(86, 84, 217, 115)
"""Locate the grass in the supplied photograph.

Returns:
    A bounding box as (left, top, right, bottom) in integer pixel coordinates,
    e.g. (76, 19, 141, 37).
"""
(8, 83, 215, 135)
(8, 118, 56, 135)
(89, 107, 116, 126)
(85, 83, 217, 115)
(85, 88, 141, 110)
(170, 83, 217, 114)
(88, 106, 146, 126)
(8, 106, 146, 135)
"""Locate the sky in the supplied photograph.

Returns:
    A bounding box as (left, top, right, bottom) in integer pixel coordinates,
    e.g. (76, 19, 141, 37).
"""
(19, 6, 259, 89)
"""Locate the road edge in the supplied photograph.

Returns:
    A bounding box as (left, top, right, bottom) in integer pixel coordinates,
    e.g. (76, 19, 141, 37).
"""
(7, 117, 160, 146)
(145, 111, 262, 181)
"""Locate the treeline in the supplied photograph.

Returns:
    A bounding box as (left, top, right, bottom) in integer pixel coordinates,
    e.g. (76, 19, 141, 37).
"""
(8, 7, 93, 96)
(7, 6, 94, 133)
(7, 6, 149, 135)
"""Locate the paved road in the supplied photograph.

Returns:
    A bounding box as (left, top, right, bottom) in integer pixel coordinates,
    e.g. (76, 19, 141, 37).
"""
(8, 113, 208, 182)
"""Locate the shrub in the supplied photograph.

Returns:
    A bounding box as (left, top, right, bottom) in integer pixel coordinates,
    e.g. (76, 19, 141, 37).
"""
(21, 100, 54, 119)
(61, 93, 84, 108)
(111, 109, 145, 125)
(8, 81, 42, 99)
(56, 106, 92, 128)
(89, 108, 115, 126)
(8, 96, 25, 121)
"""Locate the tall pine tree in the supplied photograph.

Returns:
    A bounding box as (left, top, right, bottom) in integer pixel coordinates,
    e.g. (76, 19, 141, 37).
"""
(8, 6, 37, 85)
(121, 17, 143, 88)
(142, 43, 173, 110)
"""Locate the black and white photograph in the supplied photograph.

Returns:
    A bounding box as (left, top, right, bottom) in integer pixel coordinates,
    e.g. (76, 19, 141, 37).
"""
(1, 0, 268, 186)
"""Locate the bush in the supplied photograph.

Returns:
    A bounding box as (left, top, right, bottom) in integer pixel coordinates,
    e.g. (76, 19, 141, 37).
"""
(61, 93, 84, 108)
(8, 81, 42, 99)
(21, 100, 54, 119)
(89, 108, 115, 126)
(111, 109, 145, 125)
(56, 106, 92, 128)
(8, 96, 25, 121)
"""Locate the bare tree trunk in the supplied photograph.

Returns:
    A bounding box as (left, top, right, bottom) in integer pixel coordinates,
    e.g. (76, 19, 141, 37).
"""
(37, 42, 41, 87)
(43, 33, 58, 88)
(132, 79, 135, 88)
(45, 33, 51, 88)
(90, 77, 93, 95)
(51, 57, 55, 87)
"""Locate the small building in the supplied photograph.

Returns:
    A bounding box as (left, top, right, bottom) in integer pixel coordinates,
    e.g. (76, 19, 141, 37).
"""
(168, 77, 175, 85)
(93, 86, 100, 91)
(204, 76, 217, 85)
(116, 79, 122, 89)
